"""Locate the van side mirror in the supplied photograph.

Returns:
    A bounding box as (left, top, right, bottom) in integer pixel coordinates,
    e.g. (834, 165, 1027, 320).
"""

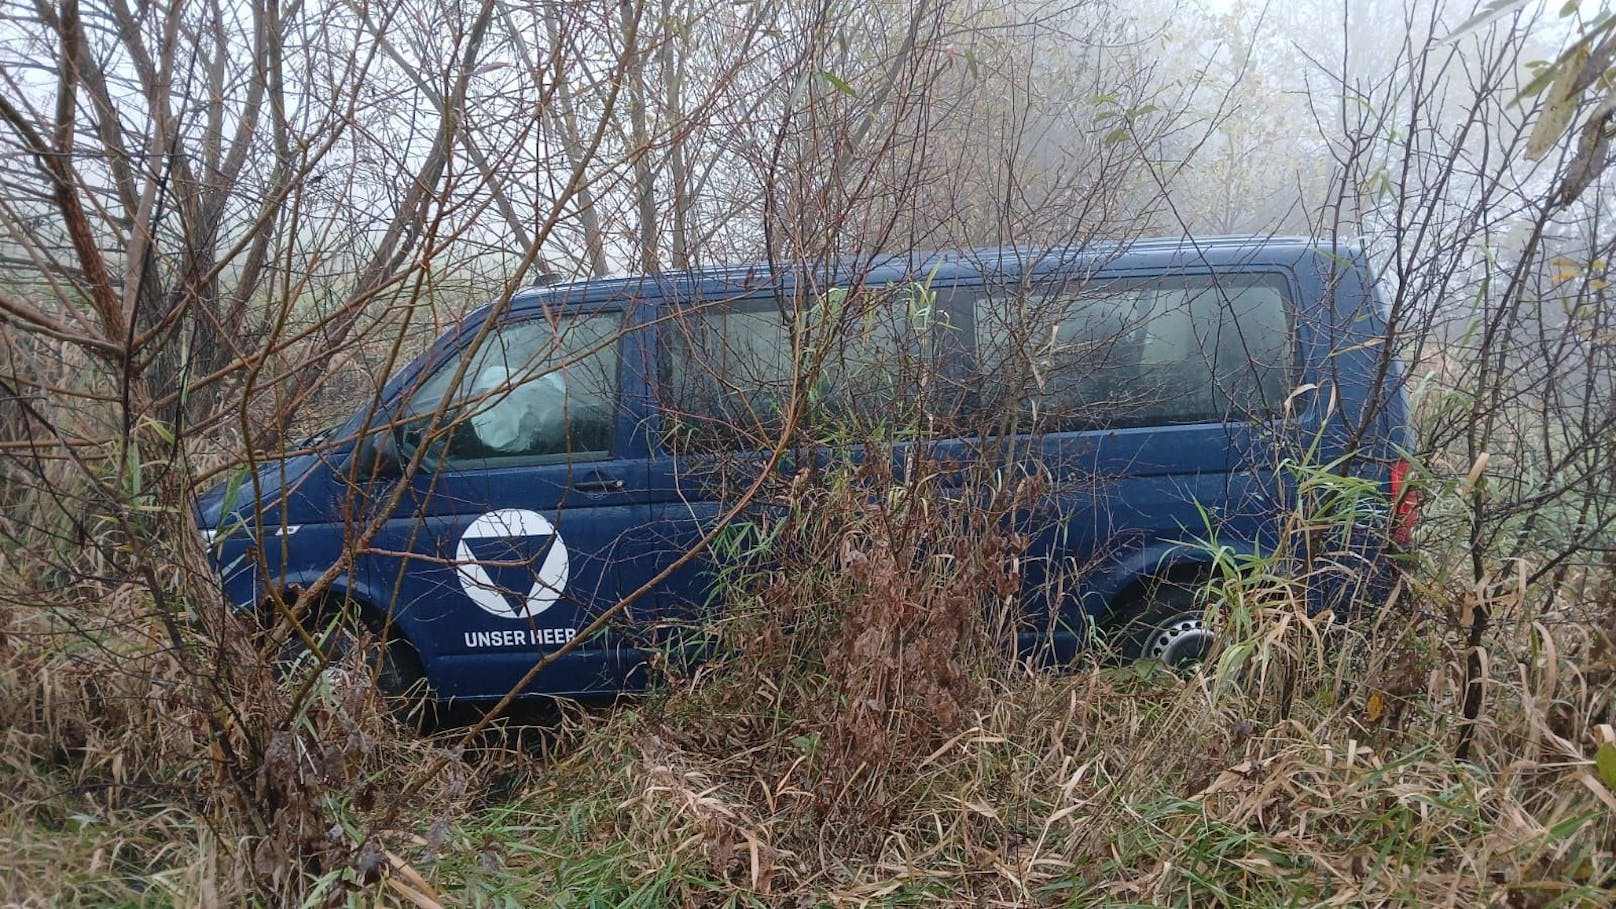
(354, 424, 404, 480)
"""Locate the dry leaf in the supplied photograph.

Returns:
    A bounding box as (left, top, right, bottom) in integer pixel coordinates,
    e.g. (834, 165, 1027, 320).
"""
(1366, 690, 1387, 724)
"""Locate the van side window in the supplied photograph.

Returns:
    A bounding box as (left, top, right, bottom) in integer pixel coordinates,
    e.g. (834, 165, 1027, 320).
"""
(659, 288, 945, 451)
(970, 274, 1293, 430)
(400, 313, 620, 464)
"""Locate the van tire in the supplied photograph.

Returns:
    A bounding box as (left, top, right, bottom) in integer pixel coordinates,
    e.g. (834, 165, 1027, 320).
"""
(1113, 580, 1216, 669)
(277, 600, 437, 730)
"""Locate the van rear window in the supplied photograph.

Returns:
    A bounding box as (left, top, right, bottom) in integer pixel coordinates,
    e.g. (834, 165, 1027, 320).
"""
(969, 273, 1295, 431)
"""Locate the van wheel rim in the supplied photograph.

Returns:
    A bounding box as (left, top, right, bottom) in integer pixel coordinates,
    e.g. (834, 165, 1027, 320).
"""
(1149, 615, 1213, 666)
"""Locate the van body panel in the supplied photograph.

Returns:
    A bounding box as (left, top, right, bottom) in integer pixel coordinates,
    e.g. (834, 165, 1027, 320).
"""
(197, 237, 1411, 702)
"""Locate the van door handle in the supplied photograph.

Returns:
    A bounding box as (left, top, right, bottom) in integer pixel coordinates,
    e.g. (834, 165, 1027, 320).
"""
(573, 477, 625, 493)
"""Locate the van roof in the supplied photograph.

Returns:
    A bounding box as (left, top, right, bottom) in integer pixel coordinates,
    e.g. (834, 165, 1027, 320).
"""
(500, 234, 1348, 313)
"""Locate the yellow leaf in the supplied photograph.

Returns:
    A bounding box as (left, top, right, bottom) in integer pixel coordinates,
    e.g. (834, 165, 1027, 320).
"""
(1526, 45, 1591, 161)
(1366, 690, 1387, 723)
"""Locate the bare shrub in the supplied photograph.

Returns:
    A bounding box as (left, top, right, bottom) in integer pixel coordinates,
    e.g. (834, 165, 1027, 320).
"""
(4, 0, 1616, 903)
(688, 451, 1039, 831)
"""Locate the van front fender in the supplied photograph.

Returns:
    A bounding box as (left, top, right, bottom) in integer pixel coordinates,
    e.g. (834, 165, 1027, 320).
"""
(1081, 536, 1264, 619)
(246, 569, 413, 641)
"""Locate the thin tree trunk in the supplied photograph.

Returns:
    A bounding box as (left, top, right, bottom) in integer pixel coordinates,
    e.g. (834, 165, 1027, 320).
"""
(660, 0, 690, 270)
(529, 2, 609, 276)
(619, 0, 659, 273)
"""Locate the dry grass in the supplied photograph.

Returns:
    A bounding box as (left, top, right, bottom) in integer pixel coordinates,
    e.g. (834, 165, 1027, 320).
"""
(0, 582, 517, 908)
(3, 599, 1614, 907)
(462, 598, 1574, 905)
(2, 465, 1614, 906)
(413, 580, 1614, 908)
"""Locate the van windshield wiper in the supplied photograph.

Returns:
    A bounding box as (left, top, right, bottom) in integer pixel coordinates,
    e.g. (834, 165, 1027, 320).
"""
(293, 424, 338, 449)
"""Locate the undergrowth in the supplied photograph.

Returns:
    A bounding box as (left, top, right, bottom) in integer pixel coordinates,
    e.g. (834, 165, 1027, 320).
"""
(3, 448, 1616, 907)
(417, 576, 1616, 908)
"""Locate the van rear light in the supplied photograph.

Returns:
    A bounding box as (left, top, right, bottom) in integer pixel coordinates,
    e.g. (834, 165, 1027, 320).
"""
(1388, 458, 1418, 547)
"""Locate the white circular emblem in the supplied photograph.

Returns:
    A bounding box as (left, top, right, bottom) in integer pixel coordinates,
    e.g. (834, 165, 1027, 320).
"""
(454, 508, 570, 620)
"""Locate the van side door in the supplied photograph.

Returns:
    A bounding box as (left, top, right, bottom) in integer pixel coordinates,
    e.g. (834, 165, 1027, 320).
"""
(365, 305, 653, 700)
(639, 293, 795, 644)
(638, 281, 965, 648)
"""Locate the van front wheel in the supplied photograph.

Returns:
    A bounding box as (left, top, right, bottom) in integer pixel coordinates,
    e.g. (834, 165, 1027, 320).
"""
(1114, 582, 1216, 669)
(277, 603, 436, 729)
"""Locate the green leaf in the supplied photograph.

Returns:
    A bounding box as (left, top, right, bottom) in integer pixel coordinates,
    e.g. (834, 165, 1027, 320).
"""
(142, 415, 175, 444)
(1596, 741, 1616, 791)
(819, 70, 857, 97)
(1517, 60, 1563, 103)
(1442, 0, 1535, 43)
(123, 443, 141, 498)
(1514, 15, 1616, 107)
(220, 466, 247, 516)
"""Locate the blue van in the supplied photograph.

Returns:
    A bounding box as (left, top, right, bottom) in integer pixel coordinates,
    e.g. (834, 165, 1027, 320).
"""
(196, 237, 1415, 706)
